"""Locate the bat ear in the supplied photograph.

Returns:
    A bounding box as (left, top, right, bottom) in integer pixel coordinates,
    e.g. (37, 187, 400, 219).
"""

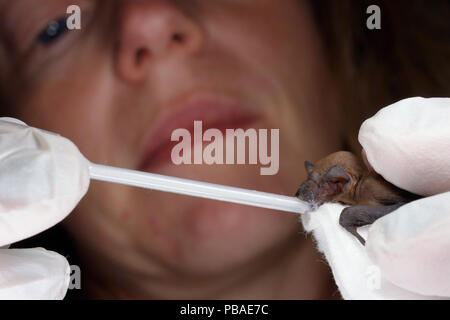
(324, 165, 350, 184)
(304, 161, 315, 175)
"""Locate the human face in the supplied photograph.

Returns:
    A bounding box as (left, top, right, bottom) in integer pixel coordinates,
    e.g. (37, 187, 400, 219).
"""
(4, 0, 341, 278)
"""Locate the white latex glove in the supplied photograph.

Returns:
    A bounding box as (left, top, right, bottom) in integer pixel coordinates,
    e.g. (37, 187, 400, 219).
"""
(0, 118, 90, 299)
(302, 97, 450, 299)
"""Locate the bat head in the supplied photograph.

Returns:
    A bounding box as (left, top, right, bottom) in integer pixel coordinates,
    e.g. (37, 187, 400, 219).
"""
(295, 160, 350, 206)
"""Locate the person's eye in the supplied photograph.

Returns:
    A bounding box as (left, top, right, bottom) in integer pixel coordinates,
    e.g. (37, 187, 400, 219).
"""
(37, 16, 69, 45)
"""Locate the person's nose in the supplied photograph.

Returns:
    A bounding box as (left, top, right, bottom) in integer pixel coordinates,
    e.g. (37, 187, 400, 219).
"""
(115, 0, 204, 83)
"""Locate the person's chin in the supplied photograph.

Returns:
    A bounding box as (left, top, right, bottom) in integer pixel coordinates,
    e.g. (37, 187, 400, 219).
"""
(126, 158, 300, 274)
(178, 201, 300, 274)
(132, 194, 300, 276)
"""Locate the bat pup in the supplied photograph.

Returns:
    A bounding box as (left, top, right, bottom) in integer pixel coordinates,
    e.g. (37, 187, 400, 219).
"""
(295, 151, 420, 245)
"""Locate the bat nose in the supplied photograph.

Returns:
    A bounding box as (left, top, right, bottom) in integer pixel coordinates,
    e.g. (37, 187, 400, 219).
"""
(295, 181, 317, 202)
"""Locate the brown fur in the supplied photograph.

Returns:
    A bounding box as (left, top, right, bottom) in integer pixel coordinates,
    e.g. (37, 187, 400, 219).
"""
(296, 151, 421, 244)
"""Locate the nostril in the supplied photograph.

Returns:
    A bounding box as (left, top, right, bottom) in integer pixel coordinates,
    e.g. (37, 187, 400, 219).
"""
(296, 186, 314, 202)
(135, 48, 149, 65)
(172, 33, 185, 43)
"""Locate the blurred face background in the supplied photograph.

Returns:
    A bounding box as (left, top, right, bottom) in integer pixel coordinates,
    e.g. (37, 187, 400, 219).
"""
(1, 0, 448, 299)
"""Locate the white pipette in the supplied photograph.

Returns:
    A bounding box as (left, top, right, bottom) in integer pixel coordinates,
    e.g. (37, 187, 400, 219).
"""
(89, 162, 311, 214)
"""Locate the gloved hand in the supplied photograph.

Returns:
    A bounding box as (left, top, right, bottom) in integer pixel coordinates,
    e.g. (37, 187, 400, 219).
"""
(0, 118, 90, 299)
(302, 97, 450, 299)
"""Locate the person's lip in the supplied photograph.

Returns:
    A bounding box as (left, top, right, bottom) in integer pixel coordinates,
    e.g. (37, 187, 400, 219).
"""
(138, 94, 261, 169)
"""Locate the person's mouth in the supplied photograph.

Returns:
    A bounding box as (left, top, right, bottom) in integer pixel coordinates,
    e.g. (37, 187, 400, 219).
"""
(138, 93, 261, 169)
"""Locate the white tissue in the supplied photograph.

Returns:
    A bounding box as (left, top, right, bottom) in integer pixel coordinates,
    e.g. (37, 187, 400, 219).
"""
(301, 203, 441, 299)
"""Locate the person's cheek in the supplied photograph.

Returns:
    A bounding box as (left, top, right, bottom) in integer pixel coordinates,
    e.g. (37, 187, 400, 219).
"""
(210, 1, 339, 175)
(17, 44, 118, 165)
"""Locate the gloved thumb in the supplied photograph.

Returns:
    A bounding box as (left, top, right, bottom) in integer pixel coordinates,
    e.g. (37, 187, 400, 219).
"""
(0, 118, 90, 246)
(358, 97, 450, 196)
